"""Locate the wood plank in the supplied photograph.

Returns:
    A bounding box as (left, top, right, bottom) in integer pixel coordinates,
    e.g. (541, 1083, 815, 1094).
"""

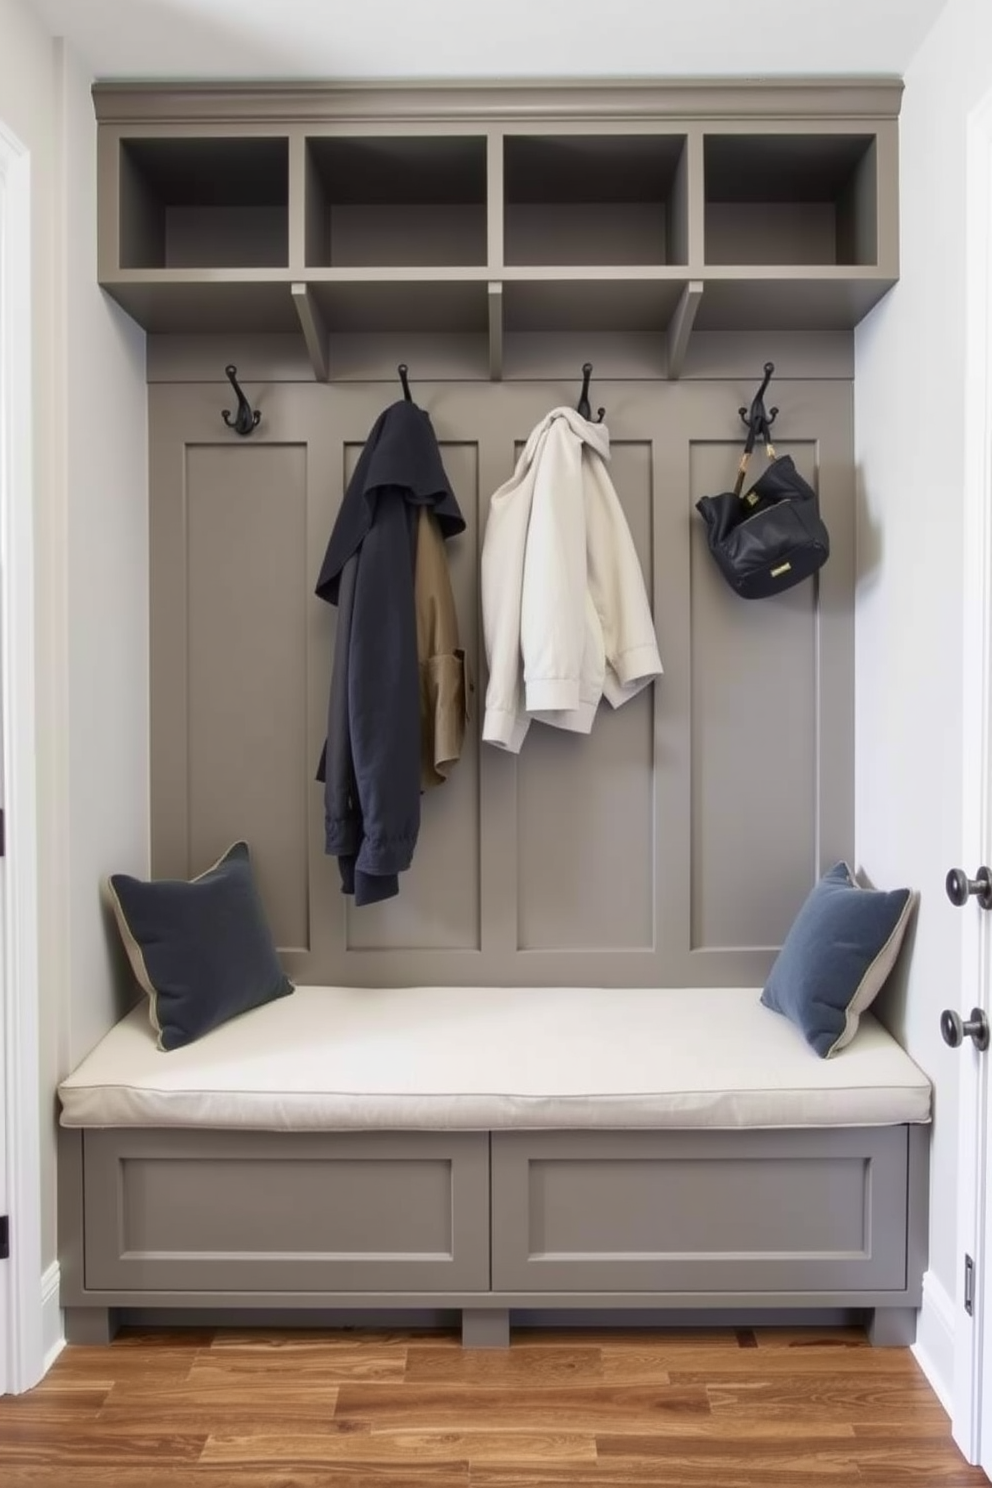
(510, 1328, 741, 1348)
(52, 1345, 199, 1376)
(704, 1375, 944, 1414)
(0, 1389, 112, 1419)
(333, 1384, 705, 1431)
(96, 1403, 357, 1430)
(0, 1470, 467, 1488)
(471, 1471, 835, 1488)
(0, 1427, 208, 1465)
(208, 1328, 427, 1351)
(666, 1347, 922, 1374)
(107, 1327, 217, 1348)
(403, 1345, 604, 1385)
(201, 1430, 594, 1467)
(751, 1326, 872, 1350)
(191, 1352, 403, 1381)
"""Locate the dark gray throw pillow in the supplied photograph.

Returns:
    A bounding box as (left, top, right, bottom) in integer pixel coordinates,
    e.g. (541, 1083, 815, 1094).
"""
(760, 861, 917, 1058)
(106, 841, 293, 1051)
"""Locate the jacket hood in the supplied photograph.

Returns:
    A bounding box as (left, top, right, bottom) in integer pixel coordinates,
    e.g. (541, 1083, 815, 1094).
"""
(521, 405, 611, 466)
(316, 400, 465, 604)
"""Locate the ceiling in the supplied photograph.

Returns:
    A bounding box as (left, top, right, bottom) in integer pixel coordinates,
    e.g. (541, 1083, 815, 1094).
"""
(28, 0, 948, 82)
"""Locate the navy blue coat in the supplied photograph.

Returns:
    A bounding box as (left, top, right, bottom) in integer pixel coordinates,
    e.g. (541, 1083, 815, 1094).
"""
(316, 401, 464, 906)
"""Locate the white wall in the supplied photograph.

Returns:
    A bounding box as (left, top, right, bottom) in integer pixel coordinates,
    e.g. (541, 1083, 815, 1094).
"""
(29, 0, 950, 82)
(0, 0, 148, 1276)
(60, 48, 148, 1080)
(855, 0, 992, 1381)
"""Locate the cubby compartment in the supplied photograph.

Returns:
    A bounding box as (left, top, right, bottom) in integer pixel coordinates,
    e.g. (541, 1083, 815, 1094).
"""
(118, 137, 289, 269)
(504, 134, 688, 267)
(305, 136, 487, 268)
(704, 133, 878, 266)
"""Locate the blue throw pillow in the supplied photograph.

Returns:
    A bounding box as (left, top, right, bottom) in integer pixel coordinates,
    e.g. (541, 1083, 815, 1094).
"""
(107, 841, 293, 1051)
(760, 862, 917, 1058)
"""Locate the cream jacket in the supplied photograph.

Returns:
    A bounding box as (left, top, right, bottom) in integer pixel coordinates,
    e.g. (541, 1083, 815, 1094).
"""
(481, 407, 662, 753)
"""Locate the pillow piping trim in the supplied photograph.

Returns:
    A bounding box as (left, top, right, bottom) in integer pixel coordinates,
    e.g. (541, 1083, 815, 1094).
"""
(104, 876, 165, 1051)
(825, 888, 919, 1058)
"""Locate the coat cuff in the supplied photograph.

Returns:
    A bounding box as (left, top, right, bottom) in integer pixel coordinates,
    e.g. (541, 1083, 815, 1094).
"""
(483, 706, 530, 754)
(525, 678, 580, 712)
(603, 644, 663, 707)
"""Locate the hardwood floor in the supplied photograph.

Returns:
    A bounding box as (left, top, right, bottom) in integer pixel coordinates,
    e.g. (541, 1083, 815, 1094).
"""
(0, 1325, 985, 1486)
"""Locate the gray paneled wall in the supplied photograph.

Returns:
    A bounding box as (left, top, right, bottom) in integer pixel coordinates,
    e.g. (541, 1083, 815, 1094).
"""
(149, 376, 853, 986)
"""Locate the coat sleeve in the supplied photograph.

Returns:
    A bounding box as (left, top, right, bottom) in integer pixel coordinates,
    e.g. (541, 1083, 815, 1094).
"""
(584, 455, 663, 707)
(348, 492, 421, 899)
(519, 416, 588, 717)
(481, 458, 535, 753)
(320, 551, 362, 895)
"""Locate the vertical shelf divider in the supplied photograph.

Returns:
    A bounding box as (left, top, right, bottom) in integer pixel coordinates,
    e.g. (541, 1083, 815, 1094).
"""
(685, 125, 707, 271)
(487, 129, 504, 273)
(287, 130, 307, 272)
(488, 282, 504, 382)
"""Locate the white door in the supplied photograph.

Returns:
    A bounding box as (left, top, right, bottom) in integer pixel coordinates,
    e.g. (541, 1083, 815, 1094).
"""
(0, 124, 12, 1400)
(0, 116, 42, 1396)
(950, 84, 992, 1475)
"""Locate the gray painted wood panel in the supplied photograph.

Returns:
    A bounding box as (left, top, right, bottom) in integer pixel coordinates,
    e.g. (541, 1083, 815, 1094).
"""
(149, 375, 853, 986)
(505, 204, 669, 267)
(163, 205, 288, 269)
(491, 1128, 908, 1293)
(184, 443, 310, 952)
(82, 1130, 490, 1292)
(688, 441, 818, 952)
(516, 439, 655, 953)
(328, 205, 487, 269)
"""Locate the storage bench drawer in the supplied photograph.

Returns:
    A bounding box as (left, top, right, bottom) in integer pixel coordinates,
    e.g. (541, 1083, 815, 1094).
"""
(491, 1128, 909, 1293)
(83, 1129, 490, 1292)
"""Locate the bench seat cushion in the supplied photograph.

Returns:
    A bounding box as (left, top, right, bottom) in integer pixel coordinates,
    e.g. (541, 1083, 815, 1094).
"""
(58, 985, 932, 1132)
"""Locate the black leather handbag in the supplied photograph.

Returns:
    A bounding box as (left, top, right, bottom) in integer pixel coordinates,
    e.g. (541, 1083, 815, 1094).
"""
(695, 421, 830, 601)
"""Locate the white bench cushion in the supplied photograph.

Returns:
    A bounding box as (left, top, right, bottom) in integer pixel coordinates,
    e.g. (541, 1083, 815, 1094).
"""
(58, 985, 932, 1131)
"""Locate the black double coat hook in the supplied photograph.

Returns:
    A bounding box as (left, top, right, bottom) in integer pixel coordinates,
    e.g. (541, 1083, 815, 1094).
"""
(221, 364, 261, 436)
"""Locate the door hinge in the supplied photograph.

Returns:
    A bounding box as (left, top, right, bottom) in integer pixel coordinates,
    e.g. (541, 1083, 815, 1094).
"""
(0, 806, 6, 857)
(966, 1253, 975, 1315)
(0, 1216, 8, 1260)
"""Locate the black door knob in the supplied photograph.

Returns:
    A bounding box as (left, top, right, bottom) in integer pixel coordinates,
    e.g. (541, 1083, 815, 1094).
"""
(941, 1007, 991, 1051)
(946, 867, 992, 910)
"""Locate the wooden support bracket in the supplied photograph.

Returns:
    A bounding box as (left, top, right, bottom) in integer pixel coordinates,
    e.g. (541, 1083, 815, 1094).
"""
(292, 282, 330, 383)
(667, 279, 704, 380)
(488, 282, 504, 382)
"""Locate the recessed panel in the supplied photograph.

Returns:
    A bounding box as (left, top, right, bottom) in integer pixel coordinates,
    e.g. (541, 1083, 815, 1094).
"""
(491, 1128, 906, 1294)
(517, 442, 655, 952)
(689, 442, 817, 951)
(185, 444, 309, 952)
(121, 1156, 453, 1256)
(528, 1156, 866, 1256)
(343, 442, 481, 952)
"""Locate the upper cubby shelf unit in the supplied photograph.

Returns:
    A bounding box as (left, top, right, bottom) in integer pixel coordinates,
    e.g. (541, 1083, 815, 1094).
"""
(94, 80, 901, 376)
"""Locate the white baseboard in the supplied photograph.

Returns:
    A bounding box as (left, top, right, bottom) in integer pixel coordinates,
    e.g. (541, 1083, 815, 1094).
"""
(913, 1268, 956, 1416)
(40, 1263, 63, 1376)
